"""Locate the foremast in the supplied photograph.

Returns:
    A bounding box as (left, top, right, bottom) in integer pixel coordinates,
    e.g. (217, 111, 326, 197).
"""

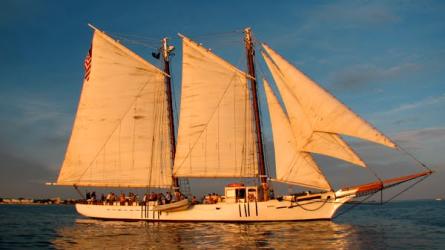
(161, 38, 179, 189)
(244, 28, 268, 200)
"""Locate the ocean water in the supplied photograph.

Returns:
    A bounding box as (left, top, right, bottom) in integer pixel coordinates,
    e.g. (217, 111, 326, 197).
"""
(0, 200, 444, 249)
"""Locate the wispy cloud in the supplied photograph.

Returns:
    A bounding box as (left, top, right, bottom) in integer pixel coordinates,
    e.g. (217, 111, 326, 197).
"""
(394, 127, 445, 145)
(330, 63, 421, 90)
(295, 2, 400, 34)
(263, 2, 400, 53)
(375, 93, 445, 117)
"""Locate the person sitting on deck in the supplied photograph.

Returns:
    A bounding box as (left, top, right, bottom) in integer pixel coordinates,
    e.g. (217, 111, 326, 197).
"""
(119, 193, 126, 205)
(109, 192, 116, 204)
(106, 193, 112, 204)
(191, 196, 199, 205)
(157, 193, 165, 205)
(165, 191, 172, 204)
(149, 192, 157, 201)
(180, 193, 186, 201)
(211, 193, 218, 204)
(174, 191, 181, 202)
(202, 194, 210, 204)
(128, 192, 134, 206)
(87, 191, 96, 204)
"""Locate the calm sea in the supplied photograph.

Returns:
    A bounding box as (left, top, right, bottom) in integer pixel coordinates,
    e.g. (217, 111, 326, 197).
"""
(0, 200, 444, 249)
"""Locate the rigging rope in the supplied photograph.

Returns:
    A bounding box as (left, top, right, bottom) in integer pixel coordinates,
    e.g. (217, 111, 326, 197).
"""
(113, 37, 160, 50)
(397, 144, 433, 172)
(381, 174, 430, 204)
(191, 29, 244, 39)
(334, 174, 430, 219)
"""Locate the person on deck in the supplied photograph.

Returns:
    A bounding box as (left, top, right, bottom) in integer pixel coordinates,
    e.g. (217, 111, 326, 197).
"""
(165, 191, 172, 204)
(149, 192, 157, 201)
(174, 191, 181, 201)
(157, 193, 165, 205)
(110, 192, 116, 204)
(119, 193, 126, 205)
(191, 196, 199, 205)
(128, 192, 134, 206)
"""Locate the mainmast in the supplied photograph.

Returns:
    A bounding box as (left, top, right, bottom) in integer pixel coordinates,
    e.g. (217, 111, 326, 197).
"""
(161, 37, 179, 189)
(244, 28, 268, 200)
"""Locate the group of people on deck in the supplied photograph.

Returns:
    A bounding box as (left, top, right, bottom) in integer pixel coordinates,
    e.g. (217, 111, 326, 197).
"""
(85, 190, 230, 206)
(202, 193, 221, 204)
(142, 191, 186, 205)
(85, 191, 187, 206)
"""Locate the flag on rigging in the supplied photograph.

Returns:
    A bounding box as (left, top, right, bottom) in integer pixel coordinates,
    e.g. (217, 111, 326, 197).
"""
(84, 46, 92, 81)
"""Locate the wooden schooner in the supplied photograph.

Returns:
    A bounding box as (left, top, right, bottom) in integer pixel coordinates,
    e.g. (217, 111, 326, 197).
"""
(51, 25, 432, 221)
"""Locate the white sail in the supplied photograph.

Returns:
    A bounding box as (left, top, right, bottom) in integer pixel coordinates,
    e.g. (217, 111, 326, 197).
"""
(264, 79, 331, 190)
(57, 29, 173, 188)
(173, 35, 258, 178)
(263, 55, 366, 167)
(262, 45, 396, 155)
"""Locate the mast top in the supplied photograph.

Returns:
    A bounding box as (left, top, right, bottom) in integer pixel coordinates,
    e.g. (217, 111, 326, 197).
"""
(244, 27, 253, 45)
(161, 37, 175, 62)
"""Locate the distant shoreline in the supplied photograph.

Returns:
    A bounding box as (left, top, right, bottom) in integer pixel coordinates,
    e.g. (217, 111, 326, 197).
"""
(0, 202, 73, 206)
(0, 198, 79, 205)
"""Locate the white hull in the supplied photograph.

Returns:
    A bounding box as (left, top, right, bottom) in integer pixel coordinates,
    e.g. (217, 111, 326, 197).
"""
(76, 196, 352, 222)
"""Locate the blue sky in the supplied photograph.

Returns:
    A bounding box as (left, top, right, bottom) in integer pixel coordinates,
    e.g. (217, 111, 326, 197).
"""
(0, 0, 444, 199)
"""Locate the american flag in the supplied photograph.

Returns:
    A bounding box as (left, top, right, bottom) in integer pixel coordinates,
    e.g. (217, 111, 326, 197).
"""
(84, 47, 92, 81)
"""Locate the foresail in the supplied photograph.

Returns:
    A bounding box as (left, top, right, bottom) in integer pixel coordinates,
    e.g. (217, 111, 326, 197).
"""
(262, 44, 397, 150)
(264, 80, 331, 190)
(57, 29, 173, 188)
(262, 52, 365, 167)
(173, 35, 258, 178)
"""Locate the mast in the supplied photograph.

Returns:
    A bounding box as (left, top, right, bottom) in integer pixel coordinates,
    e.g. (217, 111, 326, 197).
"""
(244, 28, 268, 199)
(161, 37, 179, 189)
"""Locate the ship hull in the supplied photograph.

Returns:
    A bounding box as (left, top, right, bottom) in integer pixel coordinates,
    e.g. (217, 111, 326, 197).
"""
(75, 196, 351, 222)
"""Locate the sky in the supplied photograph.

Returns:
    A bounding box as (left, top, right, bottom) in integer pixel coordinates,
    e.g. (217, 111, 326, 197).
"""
(0, 0, 444, 200)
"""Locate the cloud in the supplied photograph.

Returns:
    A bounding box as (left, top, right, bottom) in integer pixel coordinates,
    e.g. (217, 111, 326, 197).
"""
(330, 63, 421, 90)
(0, 93, 76, 198)
(0, 94, 72, 171)
(372, 93, 445, 120)
(393, 117, 420, 126)
(0, 143, 56, 198)
(394, 127, 445, 145)
(375, 93, 445, 117)
(296, 2, 400, 33)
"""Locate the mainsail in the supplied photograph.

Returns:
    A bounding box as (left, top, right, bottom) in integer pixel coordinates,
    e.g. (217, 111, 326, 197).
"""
(264, 79, 331, 190)
(261, 44, 397, 167)
(173, 35, 258, 178)
(57, 29, 173, 188)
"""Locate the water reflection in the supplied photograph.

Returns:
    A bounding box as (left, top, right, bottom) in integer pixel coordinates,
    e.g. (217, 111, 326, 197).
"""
(52, 219, 381, 249)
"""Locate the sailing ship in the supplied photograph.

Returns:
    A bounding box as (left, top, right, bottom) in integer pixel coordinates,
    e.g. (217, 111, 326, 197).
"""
(51, 24, 432, 221)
